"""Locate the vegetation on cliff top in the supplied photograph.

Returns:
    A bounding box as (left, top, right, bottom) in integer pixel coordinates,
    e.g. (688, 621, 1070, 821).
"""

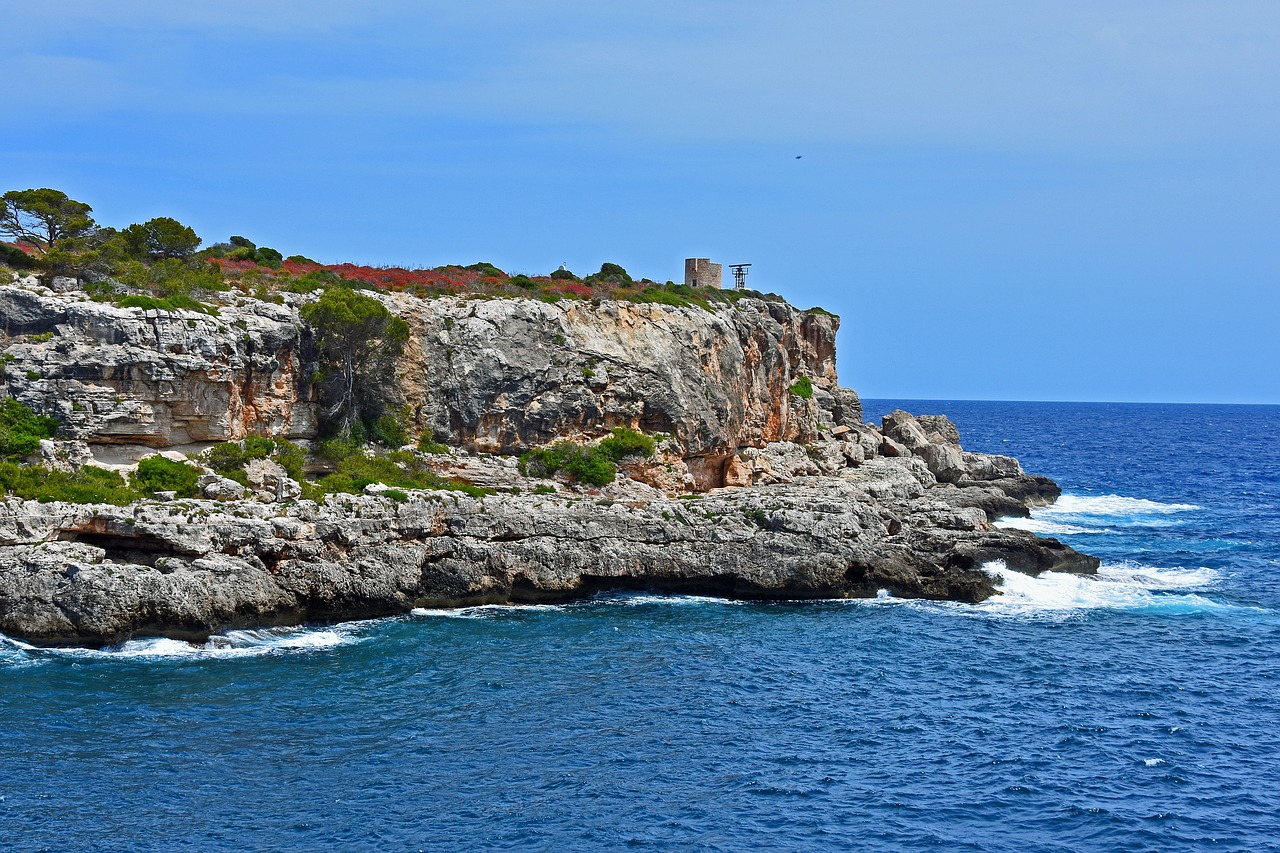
(0, 188, 830, 316)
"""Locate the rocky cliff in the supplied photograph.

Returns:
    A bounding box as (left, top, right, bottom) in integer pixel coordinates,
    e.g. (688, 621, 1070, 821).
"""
(0, 278, 1099, 646)
(2, 281, 856, 488)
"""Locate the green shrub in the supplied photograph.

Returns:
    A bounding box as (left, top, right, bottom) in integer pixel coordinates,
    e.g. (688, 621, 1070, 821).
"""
(382, 489, 409, 502)
(789, 376, 814, 399)
(563, 447, 616, 486)
(0, 461, 136, 505)
(315, 449, 490, 498)
(270, 440, 306, 482)
(255, 247, 283, 268)
(584, 262, 633, 287)
(804, 306, 839, 319)
(549, 268, 579, 281)
(117, 294, 216, 315)
(368, 411, 408, 448)
(283, 270, 334, 293)
(205, 441, 248, 474)
(135, 455, 199, 498)
(0, 398, 58, 459)
(508, 274, 537, 289)
(417, 429, 448, 454)
(598, 426, 656, 461)
(465, 262, 505, 278)
(0, 242, 37, 270)
(519, 441, 617, 486)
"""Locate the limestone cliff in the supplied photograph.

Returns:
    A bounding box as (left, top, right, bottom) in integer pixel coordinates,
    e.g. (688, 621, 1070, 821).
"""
(1, 281, 858, 486)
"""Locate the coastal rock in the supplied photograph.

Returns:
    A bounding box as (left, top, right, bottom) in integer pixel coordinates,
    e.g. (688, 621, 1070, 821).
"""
(0, 282, 1099, 646)
(0, 451, 1098, 646)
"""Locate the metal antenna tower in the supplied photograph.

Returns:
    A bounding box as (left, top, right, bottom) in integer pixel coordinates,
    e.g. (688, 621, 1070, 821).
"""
(729, 263, 751, 290)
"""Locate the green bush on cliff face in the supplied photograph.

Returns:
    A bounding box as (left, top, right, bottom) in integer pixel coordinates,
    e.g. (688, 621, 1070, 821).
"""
(0, 399, 59, 459)
(134, 456, 200, 498)
(0, 461, 136, 505)
(597, 427, 656, 461)
(519, 442, 617, 487)
(789, 376, 814, 399)
(204, 436, 305, 485)
(315, 449, 490, 498)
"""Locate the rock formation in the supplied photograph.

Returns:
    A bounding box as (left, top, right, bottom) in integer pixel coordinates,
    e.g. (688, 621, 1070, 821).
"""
(0, 279, 1099, 646)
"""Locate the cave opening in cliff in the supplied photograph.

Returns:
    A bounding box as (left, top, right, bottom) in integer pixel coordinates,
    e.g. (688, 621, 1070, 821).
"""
(58, 530, 187, 567)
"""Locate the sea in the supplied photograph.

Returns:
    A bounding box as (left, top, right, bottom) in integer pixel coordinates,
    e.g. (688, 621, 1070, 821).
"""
(2, 400, 1278, 852)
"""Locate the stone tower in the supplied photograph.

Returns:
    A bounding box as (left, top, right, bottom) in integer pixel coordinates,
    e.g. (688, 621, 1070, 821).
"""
(684, 258, 722, 289)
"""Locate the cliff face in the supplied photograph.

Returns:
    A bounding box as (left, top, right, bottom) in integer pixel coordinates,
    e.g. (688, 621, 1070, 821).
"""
(393, 295, 859, 488)
(0, 282, 858, 487)
(0, 285, 315, 448)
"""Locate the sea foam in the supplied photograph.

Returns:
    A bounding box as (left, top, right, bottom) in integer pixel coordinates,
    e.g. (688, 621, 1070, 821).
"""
(996, 492, 1200, 536)
(974, 560, 1231, 618)
(0, 624, 361, 665)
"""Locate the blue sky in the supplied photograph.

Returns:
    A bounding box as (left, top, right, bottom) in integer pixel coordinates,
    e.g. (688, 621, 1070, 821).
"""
(5, 1, 1278, 402)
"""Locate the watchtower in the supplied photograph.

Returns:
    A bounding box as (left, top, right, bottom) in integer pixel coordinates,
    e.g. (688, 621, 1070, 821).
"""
(684, 258, 722, 289)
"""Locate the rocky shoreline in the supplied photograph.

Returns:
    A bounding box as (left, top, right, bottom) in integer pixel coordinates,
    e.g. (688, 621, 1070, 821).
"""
(0, 419, 1097, 647)
(0, 281, 1098, 646)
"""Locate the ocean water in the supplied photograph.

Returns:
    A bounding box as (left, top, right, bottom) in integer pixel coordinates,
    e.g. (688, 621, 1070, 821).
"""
(2, 401, 1279, 852)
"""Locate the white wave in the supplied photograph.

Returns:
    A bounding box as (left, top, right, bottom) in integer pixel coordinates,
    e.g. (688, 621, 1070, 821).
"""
(993, 516, 1103, 535)
(410, 603, 568, 619)
(594, 593, 746, 608)
(996, 493, 1201, 535)
(412, 593, 748, 618)
(1143, 758, 1166, 767)
(1045, 494, 1200, 517)
(974, 561, 1230, 618)
(1, 625, 361, 664)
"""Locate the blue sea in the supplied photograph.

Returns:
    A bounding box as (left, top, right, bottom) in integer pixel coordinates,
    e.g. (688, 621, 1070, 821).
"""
(3, 401, 1279, 852)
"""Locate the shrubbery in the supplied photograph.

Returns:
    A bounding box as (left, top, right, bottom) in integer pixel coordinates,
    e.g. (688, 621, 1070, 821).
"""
(204, 436, 304, 486)
(315, 447, 490, 498)
(0, 461, 136, 505)
(520, 442, 617, 486)
(134, 456, 200, 497)
(789, 376, 814, 399)
(519, 427, 656, 487)
(0, 399, 58, 458)
(598, 426, 657, 460)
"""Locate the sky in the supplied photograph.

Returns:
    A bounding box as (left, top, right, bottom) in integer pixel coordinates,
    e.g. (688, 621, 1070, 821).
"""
(4, 1, 1278, 403)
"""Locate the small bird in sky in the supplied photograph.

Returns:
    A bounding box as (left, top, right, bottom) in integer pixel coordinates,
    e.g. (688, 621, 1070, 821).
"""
(795, 155, 802, 159)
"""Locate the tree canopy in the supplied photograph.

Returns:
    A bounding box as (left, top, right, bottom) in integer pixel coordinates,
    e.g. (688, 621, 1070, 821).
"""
(300, 287, 410, 440)
(120, 217, 201, 259)
(0, 189, 96, 250)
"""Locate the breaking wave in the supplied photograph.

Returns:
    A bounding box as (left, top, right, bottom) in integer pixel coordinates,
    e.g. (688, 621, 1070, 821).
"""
(0, 624, 363, 665)
(973, 560, 1241, 618)
(997, 492, 1201, 536)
